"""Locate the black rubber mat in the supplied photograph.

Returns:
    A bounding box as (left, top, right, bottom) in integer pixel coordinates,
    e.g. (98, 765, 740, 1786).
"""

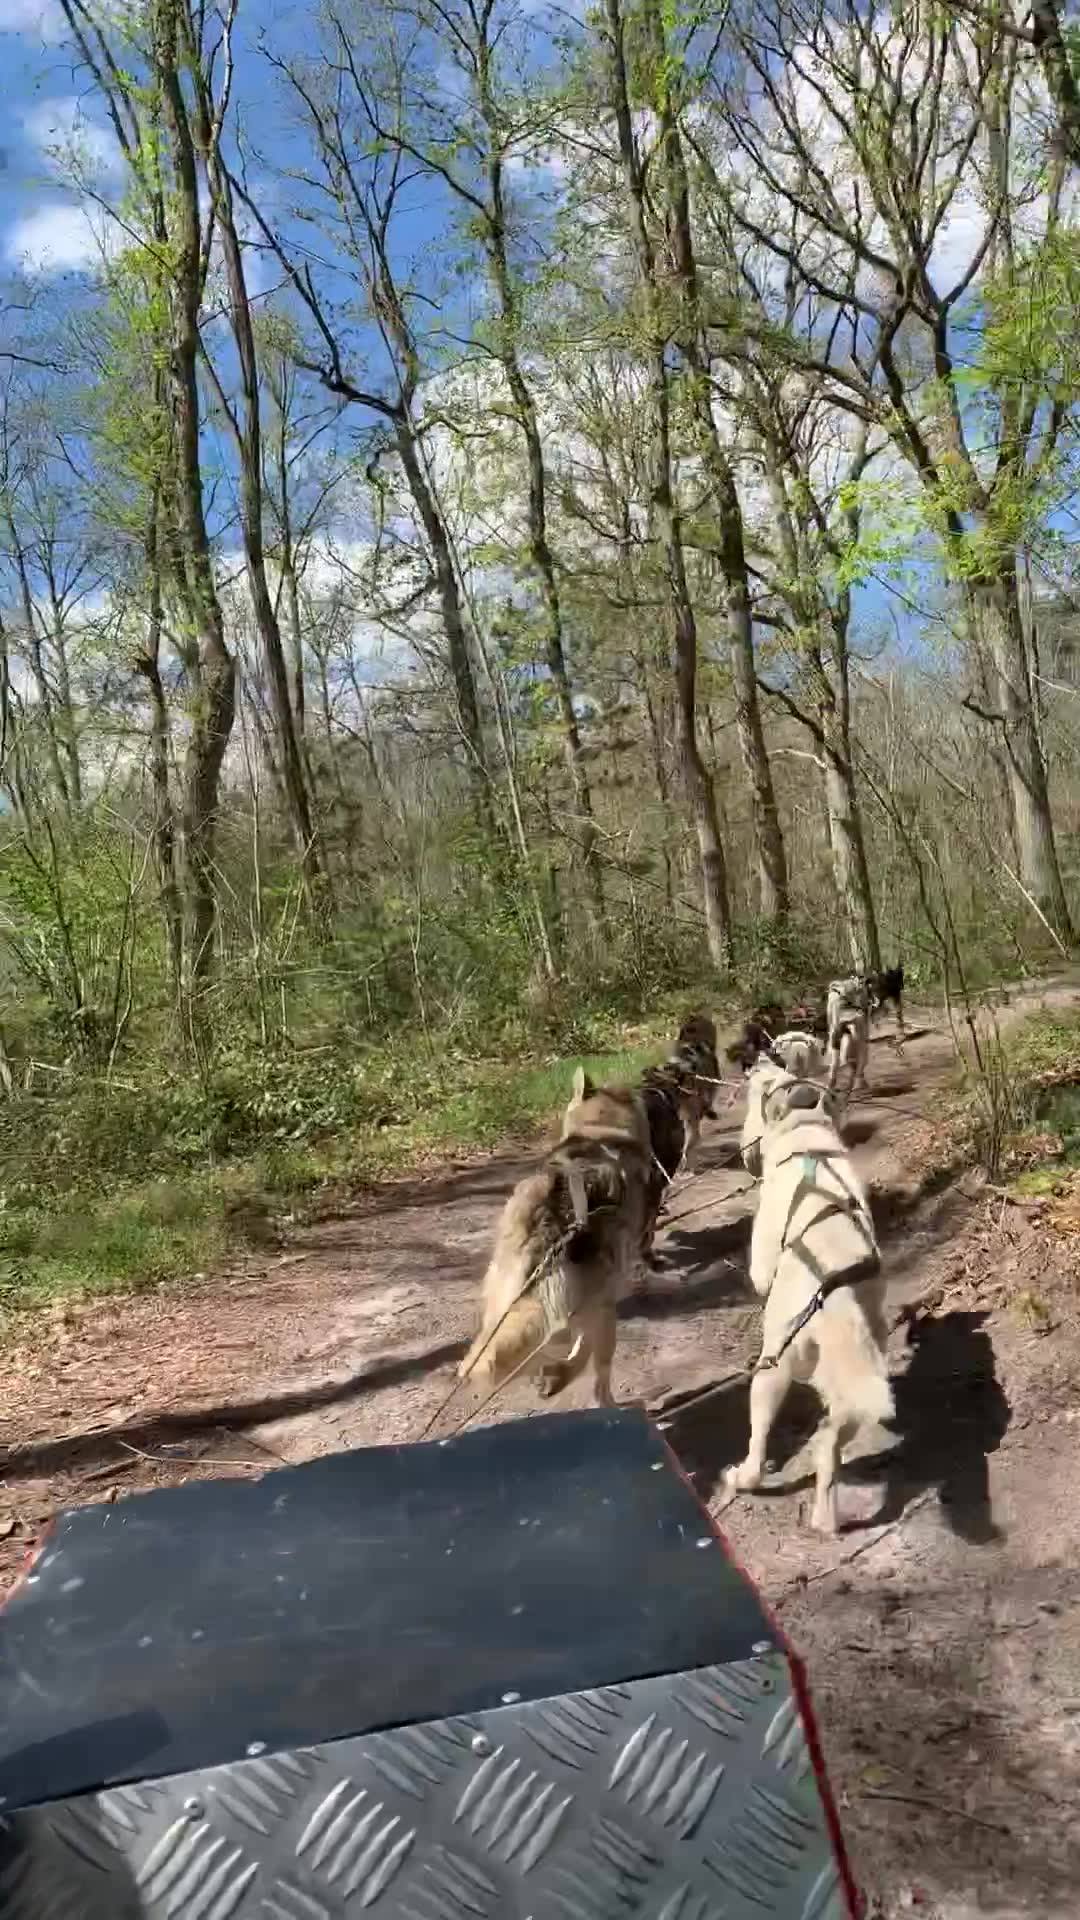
(0, 1408, 770, 1812)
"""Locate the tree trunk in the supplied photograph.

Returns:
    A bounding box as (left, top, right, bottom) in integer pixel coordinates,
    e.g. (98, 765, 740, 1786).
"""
(651, 378, 731, 968)
(4, 509, 71, 810)
(280, 546, 307, 738)
(709, 456, 788, 921)
(637, 645, 676, 910)
(394, 425, 493, 832)
(0, 608, 12, 795)
(648, 52, 787, 920)
(136, 490, 183, 1000)
(154, 0, 237, 995)
(672, 652, 730, 967)
(42, 561, 82, 810)
(603, 0, 732, 969)
(509, 373, 605, 925)
(476, 89, 605, 924)
(202, 141, 324, 908)
(822, 737, 880, 973)
(969, 634, 1019, 866)
(968, 567, 1074, 940)
(278, 542, 322, 820)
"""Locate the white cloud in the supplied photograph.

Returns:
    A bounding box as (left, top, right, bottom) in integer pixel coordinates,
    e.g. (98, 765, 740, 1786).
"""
(22, 95, 121, 180)
(0, 0, 66, 41)
(5, 199, 120, 274)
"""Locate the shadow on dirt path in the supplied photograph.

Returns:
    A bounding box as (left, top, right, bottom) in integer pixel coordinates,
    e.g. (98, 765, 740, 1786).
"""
(663, 1309, 1012, 1541)
(864, 1310, 1011, 1545)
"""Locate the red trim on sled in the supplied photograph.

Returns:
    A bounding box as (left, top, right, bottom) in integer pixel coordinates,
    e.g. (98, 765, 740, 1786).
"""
(787, 1642, 864, 1919)
(656, 1423, 864, 1920)
(0, 1518, 57, 1612)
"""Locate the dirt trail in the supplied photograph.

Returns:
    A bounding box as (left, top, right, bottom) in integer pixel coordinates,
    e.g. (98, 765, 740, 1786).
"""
(2, 979, 1080, 1918)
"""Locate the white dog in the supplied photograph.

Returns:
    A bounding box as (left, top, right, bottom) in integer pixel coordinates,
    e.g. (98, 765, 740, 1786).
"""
(728, 1056, 893, 1532)
(826, 975, 870, 1101)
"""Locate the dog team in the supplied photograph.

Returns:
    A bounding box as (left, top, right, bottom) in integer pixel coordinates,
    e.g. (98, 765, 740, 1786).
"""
(458, 965, 905, 1532)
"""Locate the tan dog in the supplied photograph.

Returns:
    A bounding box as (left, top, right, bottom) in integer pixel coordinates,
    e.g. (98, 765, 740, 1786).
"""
(458, 1069, 650, 1408)
(728, 1057, 892, 1532)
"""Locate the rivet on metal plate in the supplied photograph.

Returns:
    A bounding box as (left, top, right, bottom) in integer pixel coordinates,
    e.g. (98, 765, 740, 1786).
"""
(753, 1640, 773, 1655)
(501, 1690, 521, 1705)
(695, 1537, 713, 1549)
(246, 1740, 267, 1757)
(471, 1733, 493, 1756)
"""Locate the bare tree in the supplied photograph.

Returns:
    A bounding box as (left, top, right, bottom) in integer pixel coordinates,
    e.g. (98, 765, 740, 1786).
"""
(346, 0, 607, 923)
(62, 0, 238, 996)
(601, 0, 732, 968)
(640, 0, 788, 923)
(181, 2, 324, 906)
(749, 393, 882, 968)
(134, 472, 184, 997)
(715, 0, 1074, 939)
(246, 44, 496, 836)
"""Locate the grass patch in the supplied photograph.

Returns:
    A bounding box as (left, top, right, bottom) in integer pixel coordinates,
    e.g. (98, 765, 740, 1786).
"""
(934, 1001, 1080, 1181)
(1002, 1009, 1080, 1087)
(992, 1008, 1080, 1191)
(0, 1028, 672, 1327)
(0, 1177, 231, 1317)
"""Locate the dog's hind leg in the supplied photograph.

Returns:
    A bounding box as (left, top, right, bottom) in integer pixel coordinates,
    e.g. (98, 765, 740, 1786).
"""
(725, 1363, 788, 1495)
(585, 1303, 617, 1406)
(640, 1203, 663, 1275)
(810, 1411, 857, 1533)
(536, 1328, 589, 1400)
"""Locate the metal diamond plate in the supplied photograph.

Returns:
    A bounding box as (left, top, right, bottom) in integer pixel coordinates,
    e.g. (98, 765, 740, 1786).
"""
(0, 1653, 856, 1918)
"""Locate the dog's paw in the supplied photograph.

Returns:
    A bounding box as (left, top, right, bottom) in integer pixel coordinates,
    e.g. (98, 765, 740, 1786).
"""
(724, 1461, 762, 1495)
(810, 1504, 839, 1535)
(537, 1365, 569, 1399)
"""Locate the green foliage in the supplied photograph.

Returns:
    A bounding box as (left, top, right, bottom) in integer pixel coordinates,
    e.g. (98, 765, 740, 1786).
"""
(1004, 1008, 1080, 1090)
(978, 230, 1080, 400)
(1000, 1012, 1080, 1192)
(834, 478, 924, 587)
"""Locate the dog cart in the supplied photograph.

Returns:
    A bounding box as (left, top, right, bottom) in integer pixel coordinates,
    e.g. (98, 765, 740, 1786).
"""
(0, 1408, 861, 1917)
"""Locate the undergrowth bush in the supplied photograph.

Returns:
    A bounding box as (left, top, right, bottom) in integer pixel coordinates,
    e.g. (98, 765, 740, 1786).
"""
(1, 865, 1074, 1329)
(951, 1005, 1080, 1181)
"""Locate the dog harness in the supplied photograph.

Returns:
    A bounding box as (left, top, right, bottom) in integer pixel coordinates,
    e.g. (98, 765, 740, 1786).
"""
(753, 1079, 880, 1374)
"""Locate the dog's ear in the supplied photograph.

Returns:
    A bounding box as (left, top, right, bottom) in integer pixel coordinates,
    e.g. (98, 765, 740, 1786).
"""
(571, 1066, 594, 1101)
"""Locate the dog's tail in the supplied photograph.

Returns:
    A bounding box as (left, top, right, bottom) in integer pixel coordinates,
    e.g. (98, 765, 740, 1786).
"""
(815, 1293, 895, 1429)
(457, 1287, 548, 1388)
